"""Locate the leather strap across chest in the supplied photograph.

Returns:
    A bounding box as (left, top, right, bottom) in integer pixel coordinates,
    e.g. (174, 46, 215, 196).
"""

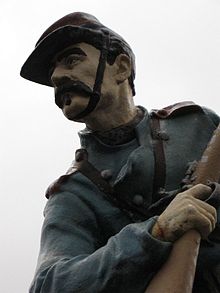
(150, 113, 166, 201)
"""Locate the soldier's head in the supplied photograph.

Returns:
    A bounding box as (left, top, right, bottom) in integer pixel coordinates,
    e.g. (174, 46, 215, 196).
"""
(21, 12, 136, 123)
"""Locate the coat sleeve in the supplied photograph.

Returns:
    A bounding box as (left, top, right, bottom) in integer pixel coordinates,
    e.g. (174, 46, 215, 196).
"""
(30, 173, 172, 293)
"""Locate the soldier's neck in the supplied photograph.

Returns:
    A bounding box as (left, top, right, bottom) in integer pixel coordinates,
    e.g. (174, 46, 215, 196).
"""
(84, 98, 137, 131)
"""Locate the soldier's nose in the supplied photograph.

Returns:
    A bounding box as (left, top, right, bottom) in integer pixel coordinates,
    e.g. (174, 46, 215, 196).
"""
(51, 72, 72, 88)
(50, 64, 66, 84)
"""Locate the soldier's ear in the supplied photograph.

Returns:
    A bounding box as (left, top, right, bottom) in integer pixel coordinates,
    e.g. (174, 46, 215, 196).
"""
(114, 54, 132, 84)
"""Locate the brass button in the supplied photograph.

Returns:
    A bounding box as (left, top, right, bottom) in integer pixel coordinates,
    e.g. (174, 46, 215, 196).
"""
(157, 131, 169, 141)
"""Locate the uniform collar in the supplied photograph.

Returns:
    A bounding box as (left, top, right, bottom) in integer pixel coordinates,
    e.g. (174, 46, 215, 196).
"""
(79, 105, 148, 138)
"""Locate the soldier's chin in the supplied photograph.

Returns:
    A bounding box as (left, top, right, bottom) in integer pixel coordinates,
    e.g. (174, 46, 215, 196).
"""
(62, 96, 89, 121)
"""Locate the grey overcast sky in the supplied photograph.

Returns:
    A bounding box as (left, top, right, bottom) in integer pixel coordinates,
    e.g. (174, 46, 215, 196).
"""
(1, 0, 220, 292)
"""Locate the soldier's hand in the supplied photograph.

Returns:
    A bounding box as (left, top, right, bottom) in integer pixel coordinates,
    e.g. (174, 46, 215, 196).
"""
(151, 184, 217, 242)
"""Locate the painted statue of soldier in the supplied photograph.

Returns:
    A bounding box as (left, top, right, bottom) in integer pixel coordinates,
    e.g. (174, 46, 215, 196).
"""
(21, 12, 220, 293)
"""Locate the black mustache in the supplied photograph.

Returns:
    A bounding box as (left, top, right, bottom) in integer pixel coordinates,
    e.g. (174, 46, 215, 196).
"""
(55, 81, 93, 109)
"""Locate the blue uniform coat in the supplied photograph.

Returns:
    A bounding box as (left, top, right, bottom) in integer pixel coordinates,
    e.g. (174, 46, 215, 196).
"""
(30, 103, 220, 293)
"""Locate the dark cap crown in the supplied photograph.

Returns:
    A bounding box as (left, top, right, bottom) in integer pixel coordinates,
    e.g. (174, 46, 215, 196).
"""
(36, 12, 101, 46)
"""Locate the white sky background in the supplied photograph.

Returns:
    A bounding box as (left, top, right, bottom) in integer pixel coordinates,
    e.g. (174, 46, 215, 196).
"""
(1, 0, 220, 292)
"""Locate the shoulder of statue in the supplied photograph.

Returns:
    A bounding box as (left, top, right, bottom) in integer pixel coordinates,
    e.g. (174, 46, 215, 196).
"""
(150, 101, 204, 119)
(45, 148, 114, 199)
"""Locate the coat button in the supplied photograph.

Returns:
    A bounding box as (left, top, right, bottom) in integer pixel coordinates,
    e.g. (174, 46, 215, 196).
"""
(133, 194, 144, 206)
(157, 131, 169, 141)
(75, 148, 88, 162)
(101, 169, 113, 180)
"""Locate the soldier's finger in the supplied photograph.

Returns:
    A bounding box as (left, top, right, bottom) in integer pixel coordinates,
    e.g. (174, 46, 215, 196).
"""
(186, 184, 212, 200)
(193, 213, 213, 239)
(194, 197, 217, 219)
(192, 202, 217, 231)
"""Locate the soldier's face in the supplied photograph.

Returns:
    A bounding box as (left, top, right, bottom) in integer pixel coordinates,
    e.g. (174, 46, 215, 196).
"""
(51, 43, 117, 121)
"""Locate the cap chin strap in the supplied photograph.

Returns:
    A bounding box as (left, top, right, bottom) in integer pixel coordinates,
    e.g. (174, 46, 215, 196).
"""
(73, 33, 110, 120)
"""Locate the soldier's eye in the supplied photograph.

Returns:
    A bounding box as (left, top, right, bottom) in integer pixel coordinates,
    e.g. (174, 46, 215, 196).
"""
(65, 55, 80, 66)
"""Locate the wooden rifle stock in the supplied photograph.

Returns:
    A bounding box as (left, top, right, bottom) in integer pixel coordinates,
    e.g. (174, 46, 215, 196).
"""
(145, 123, 220, 293)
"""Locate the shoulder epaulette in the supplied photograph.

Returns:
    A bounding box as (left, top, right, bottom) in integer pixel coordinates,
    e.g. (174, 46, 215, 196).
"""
(150, 101, 203, 119)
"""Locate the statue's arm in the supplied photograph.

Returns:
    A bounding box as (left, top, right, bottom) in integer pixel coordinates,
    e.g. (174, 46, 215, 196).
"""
(30, 173, 172, 293)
